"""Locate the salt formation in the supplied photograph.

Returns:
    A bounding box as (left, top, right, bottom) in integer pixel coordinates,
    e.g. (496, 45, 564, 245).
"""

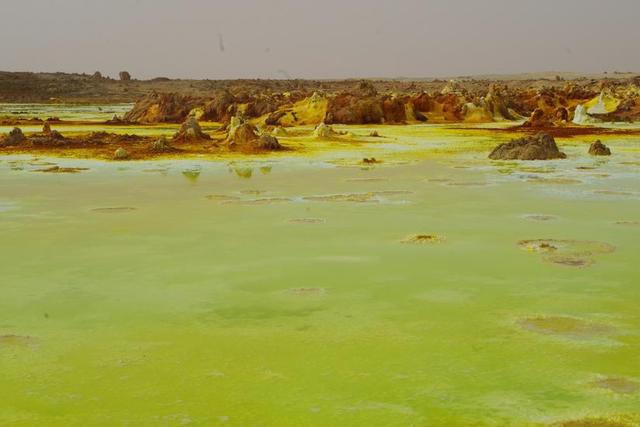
(572, 104, 589, 125)
(588, 93, 608, 114)
(586, 91, 619, 115)
(314, 123, 338, 138)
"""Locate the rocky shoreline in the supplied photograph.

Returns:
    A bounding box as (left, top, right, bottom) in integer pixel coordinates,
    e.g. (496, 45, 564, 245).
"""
(2, 73, 640, 160)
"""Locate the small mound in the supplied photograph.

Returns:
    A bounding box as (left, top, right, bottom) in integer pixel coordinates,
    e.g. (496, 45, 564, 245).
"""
(33, 166, 89, 174)
(223, 197, 291, 205)
(227, 120, 282, 151)
(345, 178, 388, 183)
(518, 316, 615, 339)
(593, 190, 637, 197)
(0, 334, 37, 346)
(182, 169, 201, 182)
(523, 214, 558, 222)
(232, 167, 253, 179)
(150, 136, 175, 152)
(0, 127, 27, 146)
(206, 194, 241, 202)
(361, 157, 381, 165)
(519, 240, 559, 253)
(589, 140, 612, 156)
(303, 193, 378, 203)
(592, 377, 639, 394)
(91, 207, 137, 213)
(313, 123, 339, 138)
(518, 239, 616, 254)
(173, 116, 210, 142)
(546, 255, 595, 268)
(551, 415, 637, 427)
(113, 147, 130, 160)
(401, 234, 445, 244)
(286, 287, 326, 296)
(614, 220, 639, 226)
(518, 239, 615, 268)
(28, 160, 57, 166)
(527, 177, 582, 185)
(288, 218, 326, 224)
(371, 190, 414, 196)
(445, 181, 490, 187)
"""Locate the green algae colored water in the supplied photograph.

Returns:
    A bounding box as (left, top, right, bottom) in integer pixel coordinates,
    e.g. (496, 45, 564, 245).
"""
(1, 120, 640, 426)
(0, 103, 134, 122)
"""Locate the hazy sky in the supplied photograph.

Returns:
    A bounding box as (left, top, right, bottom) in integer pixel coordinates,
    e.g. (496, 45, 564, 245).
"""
(1, 0, 639, 79)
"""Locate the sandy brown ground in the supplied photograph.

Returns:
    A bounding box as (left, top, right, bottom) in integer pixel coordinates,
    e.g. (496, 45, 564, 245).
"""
(2, 71, 637, 103)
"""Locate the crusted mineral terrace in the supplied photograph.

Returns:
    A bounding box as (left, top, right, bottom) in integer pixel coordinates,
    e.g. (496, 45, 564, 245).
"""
(95, 75, 640, 127)
(2, 72, 640, 159)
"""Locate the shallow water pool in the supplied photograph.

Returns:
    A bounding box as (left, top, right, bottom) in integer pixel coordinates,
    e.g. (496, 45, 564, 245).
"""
(1, 131, 639, 426)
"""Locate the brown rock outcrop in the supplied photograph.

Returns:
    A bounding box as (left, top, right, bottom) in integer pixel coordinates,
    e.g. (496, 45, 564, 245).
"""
(588, 140, 611, 156)
(489, 133, 567, 160)
(124, 91, 201, 123)
(201, 90, 236, 122)
(411, 92, 432, 112)
(0, 128, 26, 146)
(227, 122, 282, 151)
(325, 94, 384, 124)
(522, 108, 549, 127)
(554, 107, 569, 122)
(438, 94, 464, 121)
(382, 96, 407, 123)
(173, 117, 210, 142)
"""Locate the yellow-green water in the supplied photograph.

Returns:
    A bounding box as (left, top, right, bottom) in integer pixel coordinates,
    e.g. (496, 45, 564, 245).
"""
(0, 103, 134, 123)
(1, 107, 639, 426)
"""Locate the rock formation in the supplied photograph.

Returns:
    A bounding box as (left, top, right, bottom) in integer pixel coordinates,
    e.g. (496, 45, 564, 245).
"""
(30, 127, 67, 146)
(226, 122, 282, 151)
(411, 92, 432, 112)
(325, 94, 384, 124)
(201, 90, 236, 122)
(114, 147, 129, 160)
(588, 140, 611, 156)
(150, 137, 173, 152)
(256, 134, 281, 150)
(554, 107, 569, 122)
(381, 96, 407, 123)
(522, 108, 550, 127)
(173, 116, 210, 142)
(123, 91, 202, 123)
(0, 128, 26, 146)
(586, 91, 619, 115)
(572, 104, 592, 124)
(313, 123, 338, 138)
(489, 133, 567, 160)
(440, 80, 465, 96)
(119, 71, 132, 81)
